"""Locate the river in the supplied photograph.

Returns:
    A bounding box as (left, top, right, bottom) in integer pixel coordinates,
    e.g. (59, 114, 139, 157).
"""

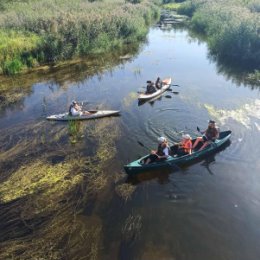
(0, 24, 260, 260)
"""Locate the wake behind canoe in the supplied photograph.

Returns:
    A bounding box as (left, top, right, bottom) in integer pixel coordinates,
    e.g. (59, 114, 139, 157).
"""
(124, 130, 231, 175)
(46, 110, 120, 121)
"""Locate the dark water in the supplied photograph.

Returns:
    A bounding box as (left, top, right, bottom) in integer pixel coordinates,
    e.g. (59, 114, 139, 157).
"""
(1, 26, 260, 260)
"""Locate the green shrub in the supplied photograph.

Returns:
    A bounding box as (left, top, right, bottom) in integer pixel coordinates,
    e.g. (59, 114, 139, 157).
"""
(186, 0, 260, 68)
(3, 58, 23, 75)
(177, 1, 198, 16)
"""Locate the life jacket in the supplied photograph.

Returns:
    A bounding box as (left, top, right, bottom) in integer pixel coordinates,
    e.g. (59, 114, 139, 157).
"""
(205, 127, 218, 140)
(69, 104, 74, 116)
(181, 140, 192, 153)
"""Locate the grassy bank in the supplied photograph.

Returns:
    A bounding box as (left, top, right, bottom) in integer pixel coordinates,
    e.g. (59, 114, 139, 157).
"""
(179, 0, 260, 68)
(0, 0, 160, 75)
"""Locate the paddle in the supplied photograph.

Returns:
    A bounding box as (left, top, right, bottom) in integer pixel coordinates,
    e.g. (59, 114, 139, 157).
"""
(137, 140, 181, 171)
(197, 126, 203, 134)
(137, 141, 152, 152)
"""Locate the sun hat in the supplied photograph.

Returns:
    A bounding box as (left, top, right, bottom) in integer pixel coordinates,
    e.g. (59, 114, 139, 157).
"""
(182, 134, 191, 140)
(158, 136, 166, 143)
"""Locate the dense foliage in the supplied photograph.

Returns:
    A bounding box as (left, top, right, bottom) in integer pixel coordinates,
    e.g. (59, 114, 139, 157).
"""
(177, 0, 260, 70)
(0, 0, 160, 75)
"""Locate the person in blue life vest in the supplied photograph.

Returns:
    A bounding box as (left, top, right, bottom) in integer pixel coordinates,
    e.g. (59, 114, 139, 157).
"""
(143, 137, 170, 164)
(68, 101, 90, 116)
(192, 120, 219, 151)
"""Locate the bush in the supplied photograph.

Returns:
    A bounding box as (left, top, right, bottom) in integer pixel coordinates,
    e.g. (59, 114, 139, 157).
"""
(3, 58, 23, 75)
(248, 0, 260, 12)
(186, 0, 260, 68)
(177, 1, 198, 16)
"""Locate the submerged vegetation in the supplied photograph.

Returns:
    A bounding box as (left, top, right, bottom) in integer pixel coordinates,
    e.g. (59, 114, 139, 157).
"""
(0, 116, 124, 259)
(0, 0, 160, 75)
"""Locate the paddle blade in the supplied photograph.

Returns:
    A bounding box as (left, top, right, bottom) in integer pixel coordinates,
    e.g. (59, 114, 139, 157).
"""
(137, 141, 145, 147)
(197, 126, 201, 133)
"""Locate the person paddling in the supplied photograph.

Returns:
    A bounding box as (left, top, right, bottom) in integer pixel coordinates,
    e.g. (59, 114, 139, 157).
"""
(143, 137, 170, 164)
(155, 77, 162, 89)
(192, 120, 219, 151)
(69, 101, 90, 116)
(146, 80, 157, 94)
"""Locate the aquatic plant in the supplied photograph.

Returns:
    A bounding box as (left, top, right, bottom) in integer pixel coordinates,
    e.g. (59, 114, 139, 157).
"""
(115, 183, 137, 201)
(0, 116, 121, 259)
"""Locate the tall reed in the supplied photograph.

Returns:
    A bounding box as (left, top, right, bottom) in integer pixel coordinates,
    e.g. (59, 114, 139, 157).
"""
(178, 0, 260, 70)
(0, 0, 160, 75)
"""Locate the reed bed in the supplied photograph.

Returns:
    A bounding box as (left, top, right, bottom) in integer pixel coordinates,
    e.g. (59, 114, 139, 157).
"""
(177, 0, 260, 72)
(0, 0, 160, 75)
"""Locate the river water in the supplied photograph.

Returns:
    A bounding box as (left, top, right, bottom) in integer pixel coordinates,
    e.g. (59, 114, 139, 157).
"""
(0, 25, 260, 260)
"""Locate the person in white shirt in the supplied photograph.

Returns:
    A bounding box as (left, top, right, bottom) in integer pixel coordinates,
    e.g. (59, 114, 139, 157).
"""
(69, 101, 90, 116)
(143, 136, 170, 164)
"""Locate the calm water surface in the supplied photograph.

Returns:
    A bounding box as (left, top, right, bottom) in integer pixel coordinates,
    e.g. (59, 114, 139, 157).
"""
(0, 26, 260, 260)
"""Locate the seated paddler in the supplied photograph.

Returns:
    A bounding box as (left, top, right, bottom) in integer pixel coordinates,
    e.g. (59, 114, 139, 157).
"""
(146, 80, 157, 94)
(192, 120, 219, 151)
(171, 134, 192, 157)
(143, 136, 170, 164)
(69, 101, 90, 116)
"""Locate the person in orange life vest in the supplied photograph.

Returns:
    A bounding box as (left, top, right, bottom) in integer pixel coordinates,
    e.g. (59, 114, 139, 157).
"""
(144, 137, 170, 164)
(171, 134, 192, 157)
(192, 120, 219, 151)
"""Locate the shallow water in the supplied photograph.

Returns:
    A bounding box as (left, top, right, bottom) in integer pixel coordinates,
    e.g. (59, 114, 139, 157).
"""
(0, 25, 260, 260)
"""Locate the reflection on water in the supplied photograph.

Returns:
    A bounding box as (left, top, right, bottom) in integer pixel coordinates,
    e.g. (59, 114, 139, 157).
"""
(0, 24, 260, 260)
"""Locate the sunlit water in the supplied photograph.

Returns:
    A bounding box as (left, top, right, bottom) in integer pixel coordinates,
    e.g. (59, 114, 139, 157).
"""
(0, 26, 260, 260)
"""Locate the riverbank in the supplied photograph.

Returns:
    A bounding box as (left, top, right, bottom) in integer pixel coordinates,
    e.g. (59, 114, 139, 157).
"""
(164, 0, 260, 85)
(0, 0, 159, 75)
(1, 23, 260, 260)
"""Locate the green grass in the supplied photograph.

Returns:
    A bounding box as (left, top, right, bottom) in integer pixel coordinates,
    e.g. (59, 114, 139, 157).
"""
(0, 30, 42, 74)
(163, 2, 182, 11)
(0, 0, 160, 75)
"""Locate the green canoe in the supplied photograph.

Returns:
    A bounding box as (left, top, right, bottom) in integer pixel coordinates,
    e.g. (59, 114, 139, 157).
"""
(124, 130, 232, 175)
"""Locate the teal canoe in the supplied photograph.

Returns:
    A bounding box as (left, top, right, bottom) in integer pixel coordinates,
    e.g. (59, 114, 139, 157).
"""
(124, 130, 232, 175)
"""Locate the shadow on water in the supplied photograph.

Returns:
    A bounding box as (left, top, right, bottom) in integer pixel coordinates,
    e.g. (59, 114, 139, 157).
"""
(208, 54, 260, 88)
(188, 29, 260, 88)
(0, 43, 143, 112)
(138, 96, 165, 107)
